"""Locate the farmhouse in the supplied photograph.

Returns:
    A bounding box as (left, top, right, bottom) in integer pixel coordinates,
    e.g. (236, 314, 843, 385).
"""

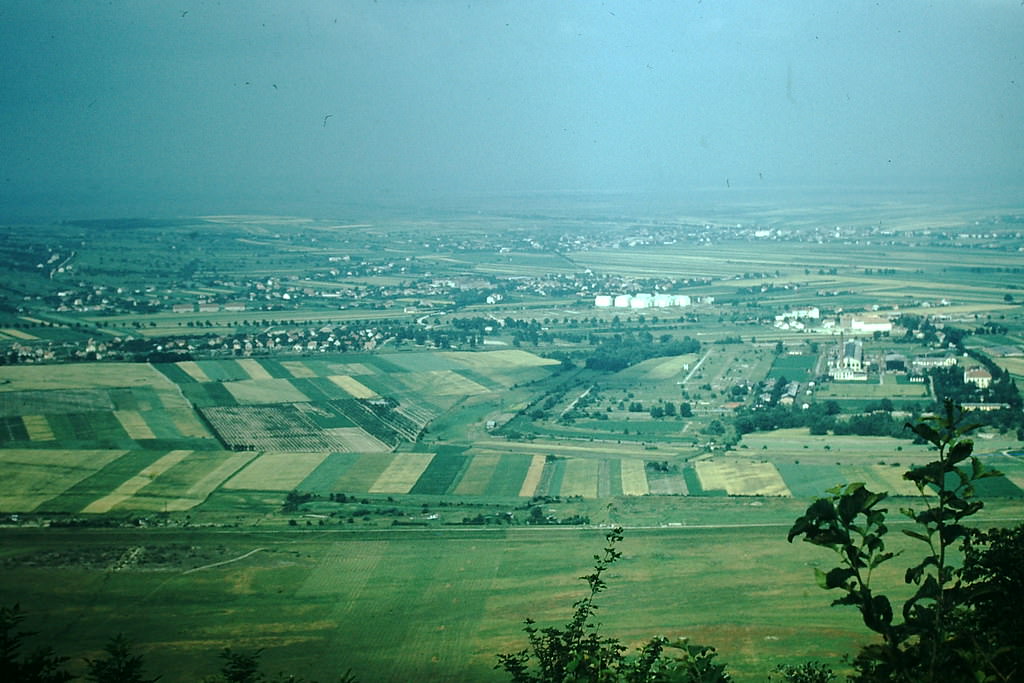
(778, 381, 801, 406)
(964, 367, 992, 389)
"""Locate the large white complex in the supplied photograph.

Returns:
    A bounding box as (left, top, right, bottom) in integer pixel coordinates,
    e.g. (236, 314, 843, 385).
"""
(842, 314, 893, 334)
(595, 293, 692, 309)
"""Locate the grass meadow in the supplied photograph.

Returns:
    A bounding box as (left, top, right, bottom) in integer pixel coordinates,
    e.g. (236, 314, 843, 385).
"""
(0, 523, 906, 682)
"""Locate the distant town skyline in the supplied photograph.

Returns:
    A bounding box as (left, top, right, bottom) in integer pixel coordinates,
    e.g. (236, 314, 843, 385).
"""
(2, 1, 1023, 219)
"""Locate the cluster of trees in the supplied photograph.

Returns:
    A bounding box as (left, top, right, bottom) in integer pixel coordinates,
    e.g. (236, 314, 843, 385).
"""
(584, 334, 699, 372)
(735, 401, 915, 439)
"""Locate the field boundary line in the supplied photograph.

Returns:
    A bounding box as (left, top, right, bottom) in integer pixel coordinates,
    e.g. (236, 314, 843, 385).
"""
(183, 547, 267, 574)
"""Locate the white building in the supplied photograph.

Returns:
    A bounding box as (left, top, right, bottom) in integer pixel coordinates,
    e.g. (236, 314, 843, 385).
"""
(842, 314, 893, 334)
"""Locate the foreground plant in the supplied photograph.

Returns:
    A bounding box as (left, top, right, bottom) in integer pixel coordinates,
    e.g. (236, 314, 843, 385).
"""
(496, 526, 729, 683)
(787, 400, 1008, 682)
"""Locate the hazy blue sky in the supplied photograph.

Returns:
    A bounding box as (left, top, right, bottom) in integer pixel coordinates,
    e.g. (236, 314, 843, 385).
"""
(1, 1, 1022, 218)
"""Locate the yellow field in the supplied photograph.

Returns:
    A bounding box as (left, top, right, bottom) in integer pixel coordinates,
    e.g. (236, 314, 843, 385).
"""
(177, 361, 213, 383)
(224, 452, 332, 491)
(0, 328, 37, 340)
(152, 385, 192, 410)
(326, 362, 377, 376)
(114, 410, 157, 440)
(323, 427, 389, 453)
(0, 449, 126, 510)
(236, 358, 273, 380)
(83, 450, 193, 513)
(560, 458, 599, 498)
(21, 415, 55, 441)
(368, 453, 435, 493)
(620, 459, 650, 496)
(454, 454, 501, 495)
(517, 455, 547, 497)
(168, 408, 213, 438)
(281, 361, 316, 378)
(420, 370, 489, 396)
(0, 363, 178, 391)
(327, 375, 378, 399)
(442, 349, 560, 370)
(224, 379, 310, 404)
(696, 460, 791, 497)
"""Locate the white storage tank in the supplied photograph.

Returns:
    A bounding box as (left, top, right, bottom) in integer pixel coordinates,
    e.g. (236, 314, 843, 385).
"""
(594, 295, 614, 308)
(614, 294, 632, 308)
(673, 294, 692, 307)
(630, 293, 653, 309)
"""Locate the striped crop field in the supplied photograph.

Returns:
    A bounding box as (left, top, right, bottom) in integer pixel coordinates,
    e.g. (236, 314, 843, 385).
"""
(236, 358, 274, 380)
(0, 363, 178, 391)
(224, 379, 311, 404)
(327, 375, 378, 398)
(296, 452, 362, 492)
(0, 449, 126, 511)
(0, 328, 38, 340)
(398, 370, 489, 396)
(409, 453, 470, 495)
(177, 361, 213, 383)
(369, 453, 436, 494)
(127, 450, 256, 511)
(620, 459, 650, 495)
(517, 455, 547, 497)
(281, 360, 317, 378)
(83, 450, 193, 513)
(453, 454, 501, 495)
(696, 460, 791, 497)
(224, 452, 333, 491)
(114, 410, 157, 440)
(331, 453, 397, 491)
(21, 415, 55, 441)
(560, 458, 600, 498)
(322, 427, 389, 453)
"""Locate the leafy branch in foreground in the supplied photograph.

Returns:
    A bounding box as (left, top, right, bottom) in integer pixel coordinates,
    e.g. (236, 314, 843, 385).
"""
(496, 526, 730, 683)
(0, 603, 71, 683)
(788, 400, 1011, 682)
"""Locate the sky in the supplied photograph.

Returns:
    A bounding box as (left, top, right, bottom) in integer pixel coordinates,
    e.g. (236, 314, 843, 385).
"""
(1, 0, 1022, 219)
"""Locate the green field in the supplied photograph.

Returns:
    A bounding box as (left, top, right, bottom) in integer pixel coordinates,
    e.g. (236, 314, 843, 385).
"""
(0, 523, 893, 682)
(2, 207, 1024, 681)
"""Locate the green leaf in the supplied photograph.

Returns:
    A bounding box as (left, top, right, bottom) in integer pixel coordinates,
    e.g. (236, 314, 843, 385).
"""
(902, 528, 932, 543)
(822, 567, 857, 590)
(906, 422, 941, 447)
(948, 439, 973, 464)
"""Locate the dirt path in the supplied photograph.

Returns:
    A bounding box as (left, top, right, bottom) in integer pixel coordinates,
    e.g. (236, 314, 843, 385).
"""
(183, 547, 266, 574)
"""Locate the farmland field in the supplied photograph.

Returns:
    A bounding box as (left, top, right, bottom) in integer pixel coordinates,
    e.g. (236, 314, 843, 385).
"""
(1, 204, 1023, 682)
(8, 516, 1023, 682)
